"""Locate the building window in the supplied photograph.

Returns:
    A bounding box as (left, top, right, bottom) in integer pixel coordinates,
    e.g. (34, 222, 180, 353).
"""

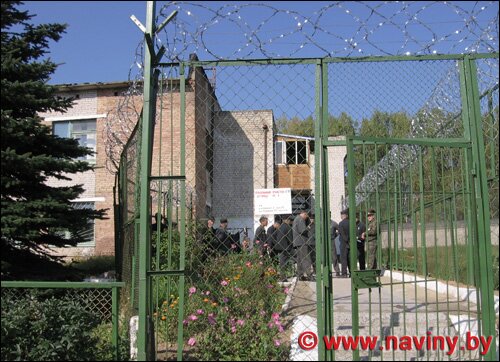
(53, 119, 96, 162)
(275, 140, 307, 165)
(59, 201, 96, 247)
(275, 141, 285, 165)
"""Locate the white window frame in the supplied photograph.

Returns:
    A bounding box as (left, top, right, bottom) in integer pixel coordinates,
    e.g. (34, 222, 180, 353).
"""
(275, 140, 286, 165)
(53, 119, 97, 163)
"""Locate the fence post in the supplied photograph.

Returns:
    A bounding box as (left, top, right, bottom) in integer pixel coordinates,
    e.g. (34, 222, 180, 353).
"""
(112, 285, 120, 361)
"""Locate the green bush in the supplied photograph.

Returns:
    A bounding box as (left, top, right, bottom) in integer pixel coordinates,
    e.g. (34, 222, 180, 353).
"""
(154, 252, 289, 360)
(92, 322, 130, 361)
(1, 294, 100, 361)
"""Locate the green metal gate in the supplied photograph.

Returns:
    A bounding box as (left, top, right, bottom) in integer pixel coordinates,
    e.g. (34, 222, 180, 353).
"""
(113, 6, 498, 358)
(320, 55, 498, 360)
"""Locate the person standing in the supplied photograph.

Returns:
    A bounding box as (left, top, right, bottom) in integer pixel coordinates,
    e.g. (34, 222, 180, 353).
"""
(253, 216, 268, 254)
(275, 215, 294, 280)
(356, 213, 366, 271)
(331, 220, 341, 277)
(366, 209, 378, 269)
(338, 209, 351, 277)
(267, 216, 282, 259)
(215, 218, 240, 255)
(200, 217, 217, 258)
(307, 213, 316, 277)
(293, 210, 312, 281)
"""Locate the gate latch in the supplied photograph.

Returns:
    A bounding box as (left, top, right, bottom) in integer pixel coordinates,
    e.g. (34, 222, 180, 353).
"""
(352, 270, 382, 290)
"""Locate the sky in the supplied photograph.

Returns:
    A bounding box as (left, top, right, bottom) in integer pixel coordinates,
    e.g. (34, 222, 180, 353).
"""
(19, 1, 499, 86)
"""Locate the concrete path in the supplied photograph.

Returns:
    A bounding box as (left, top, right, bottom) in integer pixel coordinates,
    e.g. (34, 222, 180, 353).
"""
(286, 273, 494, 361)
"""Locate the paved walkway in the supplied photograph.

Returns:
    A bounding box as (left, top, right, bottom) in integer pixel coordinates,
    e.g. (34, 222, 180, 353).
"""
(287, 273, 491, 361)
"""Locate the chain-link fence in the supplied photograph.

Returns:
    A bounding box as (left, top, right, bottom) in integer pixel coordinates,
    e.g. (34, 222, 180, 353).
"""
(114, 52, 498, 361)
(1, 281, 124, 361)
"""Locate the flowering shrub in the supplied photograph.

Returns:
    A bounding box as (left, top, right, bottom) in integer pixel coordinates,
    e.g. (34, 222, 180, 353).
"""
(155, 252, 289, 360)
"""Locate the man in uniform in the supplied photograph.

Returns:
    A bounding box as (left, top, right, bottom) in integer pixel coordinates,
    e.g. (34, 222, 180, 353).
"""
(293, 210, 312, 281)
(366, 209, 378, 269)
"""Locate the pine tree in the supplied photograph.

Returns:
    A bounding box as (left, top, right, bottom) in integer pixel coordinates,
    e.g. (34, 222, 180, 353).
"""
(1, 1, 104, 276)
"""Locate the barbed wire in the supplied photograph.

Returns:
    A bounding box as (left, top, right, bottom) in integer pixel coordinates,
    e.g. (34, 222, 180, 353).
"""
(105, 1, 499, 176)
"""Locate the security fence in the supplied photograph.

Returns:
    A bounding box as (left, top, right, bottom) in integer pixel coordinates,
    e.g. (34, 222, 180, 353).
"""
(1, 281, 124, 361)
(114, 49, 498, 361)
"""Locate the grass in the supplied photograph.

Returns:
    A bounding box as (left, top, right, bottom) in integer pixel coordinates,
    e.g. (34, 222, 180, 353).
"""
(384, 244, 499, 290)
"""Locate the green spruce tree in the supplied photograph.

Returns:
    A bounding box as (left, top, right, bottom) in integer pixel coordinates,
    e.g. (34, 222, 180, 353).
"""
(1, 1, 104, 276)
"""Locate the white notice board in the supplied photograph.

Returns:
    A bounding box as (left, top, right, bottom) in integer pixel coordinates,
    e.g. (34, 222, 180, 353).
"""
(254, 188, 292, 215)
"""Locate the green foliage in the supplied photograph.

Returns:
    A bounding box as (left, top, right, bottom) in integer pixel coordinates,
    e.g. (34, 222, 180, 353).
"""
(1, 293, 100, 361)
(91, 322, 130, 361)
(154, 252, 289, 360)
(1, 1, 105, 272)
(70, 256, 116, 275)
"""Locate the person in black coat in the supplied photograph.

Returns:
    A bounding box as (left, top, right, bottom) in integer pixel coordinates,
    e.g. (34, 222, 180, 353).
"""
(273, 215, 294, 280)
(338, 209, 351, 277)
(253, 216, 268, 254)
(215, 218, 240, 255)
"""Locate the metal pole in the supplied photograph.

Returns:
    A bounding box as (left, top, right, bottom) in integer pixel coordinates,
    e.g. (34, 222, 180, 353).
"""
(138, 1, 156, 360)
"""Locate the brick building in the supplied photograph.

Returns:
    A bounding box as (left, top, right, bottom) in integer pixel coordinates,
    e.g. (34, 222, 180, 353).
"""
(40, 65, 275, 257)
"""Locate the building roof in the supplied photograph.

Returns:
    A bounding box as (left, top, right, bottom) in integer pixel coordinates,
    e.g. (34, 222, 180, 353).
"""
(275, 133, 314, 141)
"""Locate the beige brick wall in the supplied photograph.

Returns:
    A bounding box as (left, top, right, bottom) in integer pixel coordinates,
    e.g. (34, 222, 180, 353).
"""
(39, 90, 98, 119)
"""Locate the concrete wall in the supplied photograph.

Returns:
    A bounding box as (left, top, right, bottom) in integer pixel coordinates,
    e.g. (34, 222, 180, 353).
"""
(212, 110, 274, 232)
(378, 218, 499, 248)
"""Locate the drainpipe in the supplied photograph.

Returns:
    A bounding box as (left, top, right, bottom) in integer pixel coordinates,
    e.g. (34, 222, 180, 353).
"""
(263, 124, 269, 188)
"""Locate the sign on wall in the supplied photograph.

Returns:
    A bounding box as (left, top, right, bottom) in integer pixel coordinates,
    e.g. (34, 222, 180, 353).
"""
(254, 188, 292, 215)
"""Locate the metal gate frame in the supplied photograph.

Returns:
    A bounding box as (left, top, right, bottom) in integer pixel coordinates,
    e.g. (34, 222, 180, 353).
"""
(319, 54, 498, 361)
(120, 5, 498, 357)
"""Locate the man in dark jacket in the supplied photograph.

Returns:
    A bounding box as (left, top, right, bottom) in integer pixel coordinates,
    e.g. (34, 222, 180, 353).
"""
(267, 216, 282, 259)
(215, 219, 240, 255)
(253, 216, 268, 254)
(275, 215, 294, 280)
(293, 210, 312, 281)
(338, 209, 351, 277)
(200, 217, 217, 259)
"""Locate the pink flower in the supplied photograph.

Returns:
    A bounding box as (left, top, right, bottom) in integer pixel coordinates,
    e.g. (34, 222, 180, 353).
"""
(267, 284, 274, 289)
(272, 312, 280, 320)
(245, 261, 252, 267)
(188, 337, 196, 346)
(205, 290, 211, 296)
(231, 326, 237, 334)
(274, 320, 281, 326)
(274, 339, 281, 347)
(220, 280, 229, 286)
(183, 319, 189, 325)
(255, 240, 260, 244)
(260, 310, 266, 316)
(196, 309, 204, 315)
(188, 314, 198, 321)
(208, 313, 216, 325)
(268, 322, 274, 329)
(237, 319, 245, 326)
(284, 287, 289, 294)
(231, 243, 237, 249)
(188, 287, 196, 296)
(278, 325, 284, 333)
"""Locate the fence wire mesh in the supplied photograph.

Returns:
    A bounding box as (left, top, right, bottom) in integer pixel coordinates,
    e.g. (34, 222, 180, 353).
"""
(112, 3, 498, 360)
(114, 53, 499, 360)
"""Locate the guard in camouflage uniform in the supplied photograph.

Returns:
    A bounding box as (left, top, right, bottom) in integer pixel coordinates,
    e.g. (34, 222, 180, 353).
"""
(366, 209, 378, 270)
